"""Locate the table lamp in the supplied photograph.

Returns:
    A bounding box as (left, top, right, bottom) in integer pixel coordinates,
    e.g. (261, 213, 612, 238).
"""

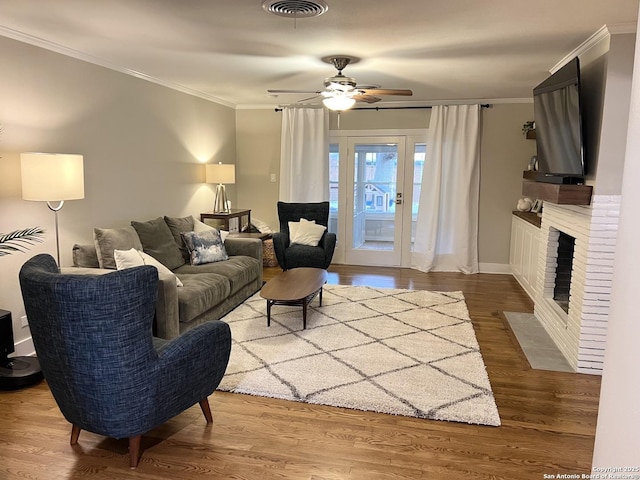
(21, 152, 85, 267)
(206, 163, 235, 214)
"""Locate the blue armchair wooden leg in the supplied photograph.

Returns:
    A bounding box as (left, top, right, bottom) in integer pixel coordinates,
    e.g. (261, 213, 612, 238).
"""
(129, 435, 141, 469)
(199, 398, 213, 423)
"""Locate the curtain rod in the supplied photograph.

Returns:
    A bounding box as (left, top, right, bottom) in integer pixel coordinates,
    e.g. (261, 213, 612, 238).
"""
(274, 104, 491, 112)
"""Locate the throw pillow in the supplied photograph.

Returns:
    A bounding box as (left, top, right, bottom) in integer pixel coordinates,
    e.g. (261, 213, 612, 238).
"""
(192, 216, 229, 242)
(181, 229, 229, 265)
(251, 217, 274, 234)
(289, 218, 326, 247)
(113, 248, 183, 287)
(131, 217, 185, 270)
(94, 226, 143, 269)
(72, 244, 100, 268)
(288, 219, 310, 241)
(164, 215, 195, 262)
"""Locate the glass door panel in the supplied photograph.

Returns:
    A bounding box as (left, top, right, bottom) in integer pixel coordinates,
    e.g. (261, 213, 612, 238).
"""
(411, 143, 426, 251)
(329, 143, 339, 236)
(346, 137, 405, 266)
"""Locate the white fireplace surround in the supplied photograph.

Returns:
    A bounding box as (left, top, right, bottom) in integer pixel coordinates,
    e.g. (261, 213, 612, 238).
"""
(534, 196, 620, 374)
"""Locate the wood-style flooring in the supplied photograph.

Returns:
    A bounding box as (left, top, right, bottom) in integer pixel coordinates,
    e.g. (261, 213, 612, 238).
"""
(0, 265, 602, 479)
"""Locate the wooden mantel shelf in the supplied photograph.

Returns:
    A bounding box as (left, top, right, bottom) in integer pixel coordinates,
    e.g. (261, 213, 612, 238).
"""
(522, 172, 593, 206)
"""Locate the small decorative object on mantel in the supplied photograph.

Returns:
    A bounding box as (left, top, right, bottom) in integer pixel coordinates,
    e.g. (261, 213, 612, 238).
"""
(522, 121, 536, 139)
(531, 198, 543, 215)
(516, 197, 533, 212)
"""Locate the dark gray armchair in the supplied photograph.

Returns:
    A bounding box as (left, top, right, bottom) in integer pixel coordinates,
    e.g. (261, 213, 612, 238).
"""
(272, 201, 336, 270)
(18, 254, 231, 468)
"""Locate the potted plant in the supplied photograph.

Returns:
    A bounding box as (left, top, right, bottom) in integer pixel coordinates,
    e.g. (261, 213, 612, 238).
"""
(522, 121, 536, 138)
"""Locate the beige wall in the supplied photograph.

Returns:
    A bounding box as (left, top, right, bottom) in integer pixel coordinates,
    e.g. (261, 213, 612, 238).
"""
(237, 103, 536, 270)
(578, 31, 635, 195)
(235, 109, 281, 229)
(593, 33, 636, 195)
(480, 104, 537, 267)
(329, 108, 431, 130)
(0, 36, 236, 350)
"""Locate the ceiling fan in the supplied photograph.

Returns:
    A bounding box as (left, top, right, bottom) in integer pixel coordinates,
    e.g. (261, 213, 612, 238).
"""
(267, 56, 413, 111)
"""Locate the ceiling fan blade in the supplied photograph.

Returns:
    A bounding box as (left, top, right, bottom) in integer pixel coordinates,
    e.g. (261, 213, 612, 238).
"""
(267, 89, 322, 94)
(297, 94, 321, 103)
(360, 88, 413, 96)
(353, 94, 381, 104)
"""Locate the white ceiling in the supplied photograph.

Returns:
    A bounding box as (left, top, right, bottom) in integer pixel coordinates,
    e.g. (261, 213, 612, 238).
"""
(0, 0, 638, 109)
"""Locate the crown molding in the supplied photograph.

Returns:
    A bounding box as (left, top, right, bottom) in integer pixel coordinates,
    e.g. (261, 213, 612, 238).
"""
(551, 23, 637, 73)
(0, 25, 236, 109)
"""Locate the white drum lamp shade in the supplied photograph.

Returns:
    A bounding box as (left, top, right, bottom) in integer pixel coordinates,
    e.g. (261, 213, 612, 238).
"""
(21, 153, 85, 202)
(20, 152, 85, 267)
(205, 163, 235, 185)
(206, 163, 235, 214)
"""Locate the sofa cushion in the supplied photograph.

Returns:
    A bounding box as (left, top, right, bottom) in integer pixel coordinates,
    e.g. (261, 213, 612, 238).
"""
(164, 215, 194, 263)
(72, 244, 100, 268)
(94, 226, 143, 269)
(174, 255, 260, 295)
(131, 217, 185, 270)
(181, 230, 229, 265)
(176, 273, 231, 323)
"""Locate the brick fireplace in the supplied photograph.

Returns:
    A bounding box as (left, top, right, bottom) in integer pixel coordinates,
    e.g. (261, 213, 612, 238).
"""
(534, 196, 620, 374)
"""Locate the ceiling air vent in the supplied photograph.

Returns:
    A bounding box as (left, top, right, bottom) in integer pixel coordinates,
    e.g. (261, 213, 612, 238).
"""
(262, 0, 329, 18)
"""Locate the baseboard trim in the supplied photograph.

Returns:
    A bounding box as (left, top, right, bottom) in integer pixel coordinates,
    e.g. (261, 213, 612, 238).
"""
(14, 336, 35, 357)
(479, 263, 511, 274)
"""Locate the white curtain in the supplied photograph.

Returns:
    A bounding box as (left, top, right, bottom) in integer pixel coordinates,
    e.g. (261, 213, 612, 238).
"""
(279, 107, 329, 202)
(412, 104, 481, 274)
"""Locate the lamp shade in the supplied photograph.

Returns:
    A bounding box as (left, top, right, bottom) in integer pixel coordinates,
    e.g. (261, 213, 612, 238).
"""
(322, 96, 356, 111)
(206, 163, 235, 184)
(21, 153, 85, 201)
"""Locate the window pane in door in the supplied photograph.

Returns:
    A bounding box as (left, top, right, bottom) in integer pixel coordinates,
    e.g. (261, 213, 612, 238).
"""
(329, 143, 339, 235)
(353, 143, 397, 251)
(411, 143, 426, 251)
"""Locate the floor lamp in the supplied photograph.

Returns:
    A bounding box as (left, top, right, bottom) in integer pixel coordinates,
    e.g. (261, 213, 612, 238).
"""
(20, 153, 85, 267)
(206, 163, 235, 213)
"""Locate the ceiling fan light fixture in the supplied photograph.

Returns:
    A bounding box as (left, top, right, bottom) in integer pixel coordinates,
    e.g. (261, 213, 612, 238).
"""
(322, 96, 356, 111)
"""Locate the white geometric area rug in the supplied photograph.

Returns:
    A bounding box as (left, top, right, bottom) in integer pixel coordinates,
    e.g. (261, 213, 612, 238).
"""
(219, 285, 501, 427)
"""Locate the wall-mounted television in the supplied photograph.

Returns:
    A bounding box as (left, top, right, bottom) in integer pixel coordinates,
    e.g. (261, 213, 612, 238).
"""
(533, 57, 585, 184)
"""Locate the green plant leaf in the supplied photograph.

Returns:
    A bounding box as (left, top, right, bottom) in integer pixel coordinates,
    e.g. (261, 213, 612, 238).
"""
(0, 227, 46, 256)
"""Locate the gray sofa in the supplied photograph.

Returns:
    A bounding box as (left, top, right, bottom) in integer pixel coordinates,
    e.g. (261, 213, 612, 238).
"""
(67, 215, 262, 340)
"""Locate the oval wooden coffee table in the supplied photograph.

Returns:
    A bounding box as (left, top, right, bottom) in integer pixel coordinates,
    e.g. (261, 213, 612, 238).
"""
(260, 267, 328, 329)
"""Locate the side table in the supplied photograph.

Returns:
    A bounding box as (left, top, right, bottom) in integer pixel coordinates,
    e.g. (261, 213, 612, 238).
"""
(200, 209, 251, 233)
(226, 232, 271, 241)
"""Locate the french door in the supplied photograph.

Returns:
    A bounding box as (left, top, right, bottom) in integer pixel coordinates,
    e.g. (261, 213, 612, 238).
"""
(329, 132, 426, 267)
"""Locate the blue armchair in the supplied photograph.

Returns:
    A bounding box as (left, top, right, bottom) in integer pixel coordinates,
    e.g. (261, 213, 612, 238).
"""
(18, 254, 231, 468)
(272, 201, 337, 270)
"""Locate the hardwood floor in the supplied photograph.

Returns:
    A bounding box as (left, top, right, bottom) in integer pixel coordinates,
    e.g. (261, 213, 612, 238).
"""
(0, 265, 601, 479)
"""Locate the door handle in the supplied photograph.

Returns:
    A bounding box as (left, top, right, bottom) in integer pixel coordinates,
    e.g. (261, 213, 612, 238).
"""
(395, 199, 402, 205)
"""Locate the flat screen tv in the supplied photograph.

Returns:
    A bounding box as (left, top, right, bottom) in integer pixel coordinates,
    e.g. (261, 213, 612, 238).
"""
(533, 57, 585, 183)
